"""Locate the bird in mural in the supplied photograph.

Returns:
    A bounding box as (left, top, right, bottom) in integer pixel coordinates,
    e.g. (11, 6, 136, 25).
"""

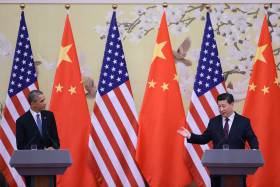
(173, 37, 192, 66)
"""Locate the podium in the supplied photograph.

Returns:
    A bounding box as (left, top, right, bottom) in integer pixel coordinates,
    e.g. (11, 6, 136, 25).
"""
(10, 150, 72, 187)
(202, 149, 264, 187)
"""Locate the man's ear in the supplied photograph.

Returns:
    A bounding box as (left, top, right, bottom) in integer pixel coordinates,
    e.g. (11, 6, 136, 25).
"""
(29, 102, 34, 108)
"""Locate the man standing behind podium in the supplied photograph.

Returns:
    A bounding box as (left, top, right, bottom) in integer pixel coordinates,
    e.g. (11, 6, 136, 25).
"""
(178, 93, 259, 187)
(16, 90, 60, 186)
(16, 90, 60, 150)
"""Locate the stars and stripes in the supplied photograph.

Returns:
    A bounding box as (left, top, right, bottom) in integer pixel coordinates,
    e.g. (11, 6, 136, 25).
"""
(98, 24, 128, 94)
(184, 12, 226, 187)
(88, 11, 145, 187)
(0, 11, 37, 187)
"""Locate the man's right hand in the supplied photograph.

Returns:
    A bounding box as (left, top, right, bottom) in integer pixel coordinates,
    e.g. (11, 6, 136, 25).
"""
(45, 147, 54, 150)
(177, 127, 191, 139)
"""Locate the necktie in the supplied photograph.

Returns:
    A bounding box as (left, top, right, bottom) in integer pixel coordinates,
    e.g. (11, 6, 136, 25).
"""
(36, 113, 43, 136)
(224, 118, 229, 138)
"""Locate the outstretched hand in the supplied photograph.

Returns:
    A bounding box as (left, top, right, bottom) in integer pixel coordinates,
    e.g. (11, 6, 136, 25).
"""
(177, 126, 191, 139)
(46, 147, 54, 150)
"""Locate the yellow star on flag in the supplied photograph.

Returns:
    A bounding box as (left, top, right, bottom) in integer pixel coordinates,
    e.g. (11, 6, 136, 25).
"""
(55, 83, 63, 92)
(161, 82, 169, 91)
(58, 44, 72, 67)
(148, 80, 156, 88)
(68, 86, 77, 95)
(249, 82, 257, 91)
(274, 77, 280, 86)
(254, 44, 267, 63)
(261, 85, 269, 95)
(173, 74, 179, 81)
(152, 41, 167, 62)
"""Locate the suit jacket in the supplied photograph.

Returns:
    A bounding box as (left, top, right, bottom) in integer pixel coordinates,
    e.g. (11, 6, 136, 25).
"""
(16, 110, 60, 150)
(188, 112, 259, 149)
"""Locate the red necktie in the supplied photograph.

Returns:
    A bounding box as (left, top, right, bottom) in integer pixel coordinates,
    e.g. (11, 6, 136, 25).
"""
(224, 118, 229, 138)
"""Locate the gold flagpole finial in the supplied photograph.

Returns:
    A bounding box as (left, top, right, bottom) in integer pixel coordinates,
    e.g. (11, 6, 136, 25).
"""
(205, 4, 211, 11)
(112, 4, 118, 10)
(264, 3, 270, 10)
(163, 2, 168, 8)
(20, 3, 25, 10)
(65, 4, 71, 10)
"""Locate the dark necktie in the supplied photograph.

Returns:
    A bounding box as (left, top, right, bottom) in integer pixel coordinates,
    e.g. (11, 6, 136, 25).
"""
(36, 113, 43, 136)
(224, 118, 229, 138)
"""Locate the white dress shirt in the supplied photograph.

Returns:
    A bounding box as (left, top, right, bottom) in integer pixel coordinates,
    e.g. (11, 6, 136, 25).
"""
(30, 109, 42, 129)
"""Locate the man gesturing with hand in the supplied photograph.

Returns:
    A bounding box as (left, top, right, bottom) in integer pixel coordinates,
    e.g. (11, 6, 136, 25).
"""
(178, 92, 259, 187)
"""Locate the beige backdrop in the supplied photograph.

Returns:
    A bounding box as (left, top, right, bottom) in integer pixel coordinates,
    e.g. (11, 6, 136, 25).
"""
(0, 3, 280, 118)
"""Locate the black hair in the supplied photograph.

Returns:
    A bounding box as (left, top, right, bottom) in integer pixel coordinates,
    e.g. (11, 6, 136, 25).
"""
(217, 92, 234, 104)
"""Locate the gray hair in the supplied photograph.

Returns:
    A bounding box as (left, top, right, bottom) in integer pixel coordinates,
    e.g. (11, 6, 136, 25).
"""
(27, 90, 43, 104)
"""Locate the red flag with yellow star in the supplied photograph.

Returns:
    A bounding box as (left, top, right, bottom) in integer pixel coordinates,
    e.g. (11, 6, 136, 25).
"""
(135, 11, 192, 187)
(50, 15, 97, 187)
(243, 15, 280, 187)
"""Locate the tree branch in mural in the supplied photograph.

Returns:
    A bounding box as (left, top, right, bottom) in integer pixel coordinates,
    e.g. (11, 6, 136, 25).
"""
(94, 4, 280, 102)
(224, 67, 246, 81)
(95, 4, 204, 41)
(214, 4, 280, 70)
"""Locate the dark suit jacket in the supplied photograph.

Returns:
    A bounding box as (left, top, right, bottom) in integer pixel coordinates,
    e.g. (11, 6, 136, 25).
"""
(188, 112, 259, 149)
(16, 110, 60, 150)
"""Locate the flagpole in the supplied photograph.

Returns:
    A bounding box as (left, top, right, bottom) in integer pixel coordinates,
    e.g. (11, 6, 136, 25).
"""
(264, 3, 269, 16)
(112, 3, 117, 10)
(65, 3, 70, 14)
(205, 3, 211, 11)
(20, 3, 24, 11)
(162, 2, 167, 11)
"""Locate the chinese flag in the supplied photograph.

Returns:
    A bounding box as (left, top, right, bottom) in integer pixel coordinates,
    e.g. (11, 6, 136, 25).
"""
(243, 15, 280, 187)
(50, 15, 97, 187)
(135, 11, 192, 187)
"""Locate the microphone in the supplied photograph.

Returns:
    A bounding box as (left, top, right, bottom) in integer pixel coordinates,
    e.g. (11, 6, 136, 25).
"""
(24, 130, 38, 149)
(237, 135, 257, 150)
(215, 135, 228, 149)
(43, 117, 59, 149)
(45, 129, 59, 149)
(239, 136, 246, 145)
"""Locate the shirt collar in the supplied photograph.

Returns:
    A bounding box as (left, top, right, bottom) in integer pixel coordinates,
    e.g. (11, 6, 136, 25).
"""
(223, 112, 235, 122)
(30, 109, 41, 119)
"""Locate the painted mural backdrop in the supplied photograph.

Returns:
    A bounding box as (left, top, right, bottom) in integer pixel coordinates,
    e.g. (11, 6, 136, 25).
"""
(0, 3, 280, 119)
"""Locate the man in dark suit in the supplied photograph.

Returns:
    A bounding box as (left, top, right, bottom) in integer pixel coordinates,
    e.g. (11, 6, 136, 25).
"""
(178, 92, 259, 187)
(0, 172, 8, 187)
(16, 90, 60, 187)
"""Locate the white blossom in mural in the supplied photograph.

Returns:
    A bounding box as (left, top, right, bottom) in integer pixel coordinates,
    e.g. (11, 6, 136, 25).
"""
(0, 33, 12, 63)
(93, 4, 280, 102)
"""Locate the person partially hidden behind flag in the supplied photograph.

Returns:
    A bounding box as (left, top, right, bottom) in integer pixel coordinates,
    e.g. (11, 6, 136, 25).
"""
(178, 92, 259, 187)
(16, 90, 60, 187)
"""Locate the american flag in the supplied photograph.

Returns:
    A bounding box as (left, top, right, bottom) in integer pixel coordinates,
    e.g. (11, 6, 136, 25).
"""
(0, 11, 37, 187)
(184, 12, 226, 187)
(88, 11, 145, 187)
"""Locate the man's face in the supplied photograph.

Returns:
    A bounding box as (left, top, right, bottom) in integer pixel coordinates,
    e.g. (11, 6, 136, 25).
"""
(217, 100, 234, 118)
(31, 94, 46, 112)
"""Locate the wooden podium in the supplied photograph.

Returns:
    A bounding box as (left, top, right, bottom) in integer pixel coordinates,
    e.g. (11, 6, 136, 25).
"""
(202, 149, 264, 187)
(10, 150, 72, 187)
